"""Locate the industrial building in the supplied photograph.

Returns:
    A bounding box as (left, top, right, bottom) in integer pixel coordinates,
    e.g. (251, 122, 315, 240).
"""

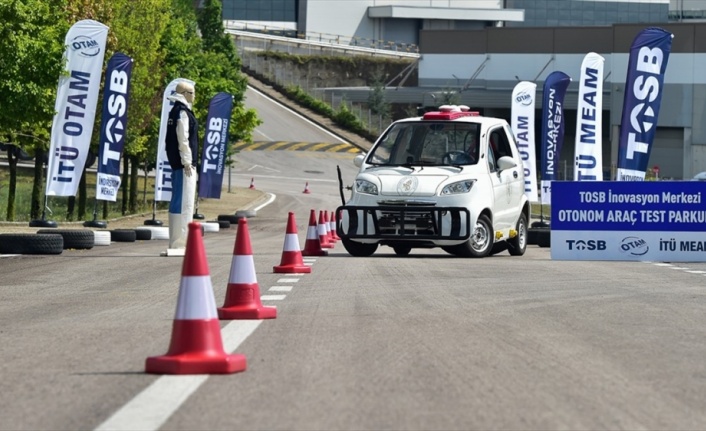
(223, 0, 706, 179)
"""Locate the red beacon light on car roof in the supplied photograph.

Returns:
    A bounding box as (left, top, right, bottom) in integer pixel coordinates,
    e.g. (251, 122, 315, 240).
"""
(422, 104, 479, 120)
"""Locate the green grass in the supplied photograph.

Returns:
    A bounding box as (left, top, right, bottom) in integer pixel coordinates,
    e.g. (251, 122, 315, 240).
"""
(0, 166, 167, 222)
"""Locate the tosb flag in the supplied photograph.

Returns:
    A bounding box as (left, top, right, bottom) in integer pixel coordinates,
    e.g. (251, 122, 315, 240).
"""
(616, 27, 673, 181)
(198, 92, 234, 199)
(540, 71, 571, 205)
(96, 53, 133, 201)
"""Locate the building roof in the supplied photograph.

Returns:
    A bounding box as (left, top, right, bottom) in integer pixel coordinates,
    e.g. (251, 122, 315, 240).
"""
(367, 5, 524, 22)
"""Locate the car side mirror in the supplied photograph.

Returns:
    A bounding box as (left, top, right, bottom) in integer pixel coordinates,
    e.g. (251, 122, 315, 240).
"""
(354, 154, 365, 168)
(497, 156, 517, 171)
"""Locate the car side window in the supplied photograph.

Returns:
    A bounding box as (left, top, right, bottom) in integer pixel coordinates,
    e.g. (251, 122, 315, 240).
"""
(488, 128, 514, 171)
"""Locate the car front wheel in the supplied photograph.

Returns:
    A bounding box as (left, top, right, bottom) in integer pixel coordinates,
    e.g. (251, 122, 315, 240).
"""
(443, 214, 494, 258)
(342, 238, 378, 257)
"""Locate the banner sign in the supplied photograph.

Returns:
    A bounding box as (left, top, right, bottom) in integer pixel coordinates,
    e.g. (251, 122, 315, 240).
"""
(46, 19, 108, 197)
(574, 52, 604, 181)
(198, 92, 233, 199)
(540, 71, 571, 205)
(154, 78, 195, 202)
(616, 27, 673, 181)
(511, 81, 539, 202)
(551, 181, 706, 261)
(96, 53, 133, 201)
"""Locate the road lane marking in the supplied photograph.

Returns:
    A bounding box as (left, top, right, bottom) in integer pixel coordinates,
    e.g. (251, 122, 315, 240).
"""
(261, 294, 286, 301)
(94, 320, 262, 431)
(269, 286, 293, 292)
(277, 278, 301, 283)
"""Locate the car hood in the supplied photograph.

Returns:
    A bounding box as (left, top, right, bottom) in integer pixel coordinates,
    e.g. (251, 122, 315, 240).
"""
(359, 167, 458, 197)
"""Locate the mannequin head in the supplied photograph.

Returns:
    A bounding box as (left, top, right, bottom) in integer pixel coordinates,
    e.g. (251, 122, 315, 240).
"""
(176, 81, 195, 104)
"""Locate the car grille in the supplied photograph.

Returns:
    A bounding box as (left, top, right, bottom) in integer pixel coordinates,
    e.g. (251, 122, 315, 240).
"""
(337, 205, 470, 240)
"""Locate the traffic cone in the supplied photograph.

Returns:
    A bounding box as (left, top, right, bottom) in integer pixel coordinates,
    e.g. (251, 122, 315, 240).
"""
(302, 209, 328, 256)
(302, 182, 311, 194)
(146, 222, 247, 375)
(274, 212, 311, 274)
(324, 210, 337, 243)
(218, 218, 277, 320)
(318, 210, 334, 249)
(329, 210, 341, 241)
(249, 177, 255, 189)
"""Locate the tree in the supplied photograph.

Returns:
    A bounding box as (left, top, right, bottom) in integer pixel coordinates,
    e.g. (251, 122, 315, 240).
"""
(192, 0, 259, 158)
(367, 67, 390, 118)
(110, 0, 171, 213)
(0, 0, 68, 220)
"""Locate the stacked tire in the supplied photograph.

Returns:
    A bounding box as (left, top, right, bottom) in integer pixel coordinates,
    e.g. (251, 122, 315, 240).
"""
(0, 233, 64, 255)
(37, 229, 94, 250)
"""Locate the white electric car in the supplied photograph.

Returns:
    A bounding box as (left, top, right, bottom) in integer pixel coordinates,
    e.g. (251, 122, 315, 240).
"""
(336, 105, 530, 257)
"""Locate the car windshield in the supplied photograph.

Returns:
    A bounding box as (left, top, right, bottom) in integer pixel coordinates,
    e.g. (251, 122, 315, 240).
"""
(366, 121, 480, 167)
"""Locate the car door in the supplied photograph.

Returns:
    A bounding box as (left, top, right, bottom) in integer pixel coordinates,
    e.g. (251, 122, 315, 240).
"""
(487, 126, 518, 232)
(502, 124, 526, 212)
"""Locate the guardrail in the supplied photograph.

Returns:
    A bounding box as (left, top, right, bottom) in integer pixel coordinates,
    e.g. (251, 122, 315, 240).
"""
(225, 29, 420, 60)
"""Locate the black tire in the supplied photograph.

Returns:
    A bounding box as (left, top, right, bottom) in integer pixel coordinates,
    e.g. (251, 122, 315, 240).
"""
(341, 238, 377, 257)
(29, 219, 58, 228)
(83, 220, 107, 229)
(144, 219, 163, 226)
(217, 214, 240, 224)
(134, 228, 152, 241)
(110, 229, 137, 242)
(507, 213, 528, 256)
(392, 245, 411, 256)
(0, 233, 63, 255)
(490, 242, 508, 256)
(37, 229, 94, 250)
(445, 214, 494, 258)
(211, 220, 231, 229)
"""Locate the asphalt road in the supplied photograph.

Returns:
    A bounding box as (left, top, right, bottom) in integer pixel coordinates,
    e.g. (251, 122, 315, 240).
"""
(1, 88, 706, 431)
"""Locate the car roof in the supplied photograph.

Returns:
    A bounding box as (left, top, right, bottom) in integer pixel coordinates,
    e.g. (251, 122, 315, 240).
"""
(394, 105, 507, 128)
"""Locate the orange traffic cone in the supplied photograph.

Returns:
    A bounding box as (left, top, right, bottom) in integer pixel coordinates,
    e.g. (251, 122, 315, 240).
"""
(318, 210, 334, 249)
(274, 212, 311, 274)
(329, 210, 341, 241)
(218, 218, 277, 320)
(302, 209, 328, 256)
(324, 210, 337, 243)
(146, 222, 247, 375)
(249, 177, 255, 189)
(302, 182, 311, 194)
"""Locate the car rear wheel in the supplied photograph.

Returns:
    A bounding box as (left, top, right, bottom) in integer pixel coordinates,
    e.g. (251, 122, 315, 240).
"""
(443, 214, 494, 258)
(507, 213, 528, 256)
(342, 238, 377, 257)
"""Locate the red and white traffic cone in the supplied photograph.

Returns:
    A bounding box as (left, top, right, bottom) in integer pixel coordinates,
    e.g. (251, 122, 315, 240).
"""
(146, 222, 247, 375)
(249, 177, 255, 189)
(302, 209, 328, 256)
(324, 210, 337, 243)
(302, 182, 311, 194)
(274, 212, 311, 274)
(218, 218, 277, 320)
(329, 210, 341, 241)
(318, 210, 334, 249)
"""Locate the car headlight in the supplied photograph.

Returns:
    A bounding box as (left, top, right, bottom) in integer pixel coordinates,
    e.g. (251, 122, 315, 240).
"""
(355, 179, 379, 195)
(441, 180, 475, 195)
